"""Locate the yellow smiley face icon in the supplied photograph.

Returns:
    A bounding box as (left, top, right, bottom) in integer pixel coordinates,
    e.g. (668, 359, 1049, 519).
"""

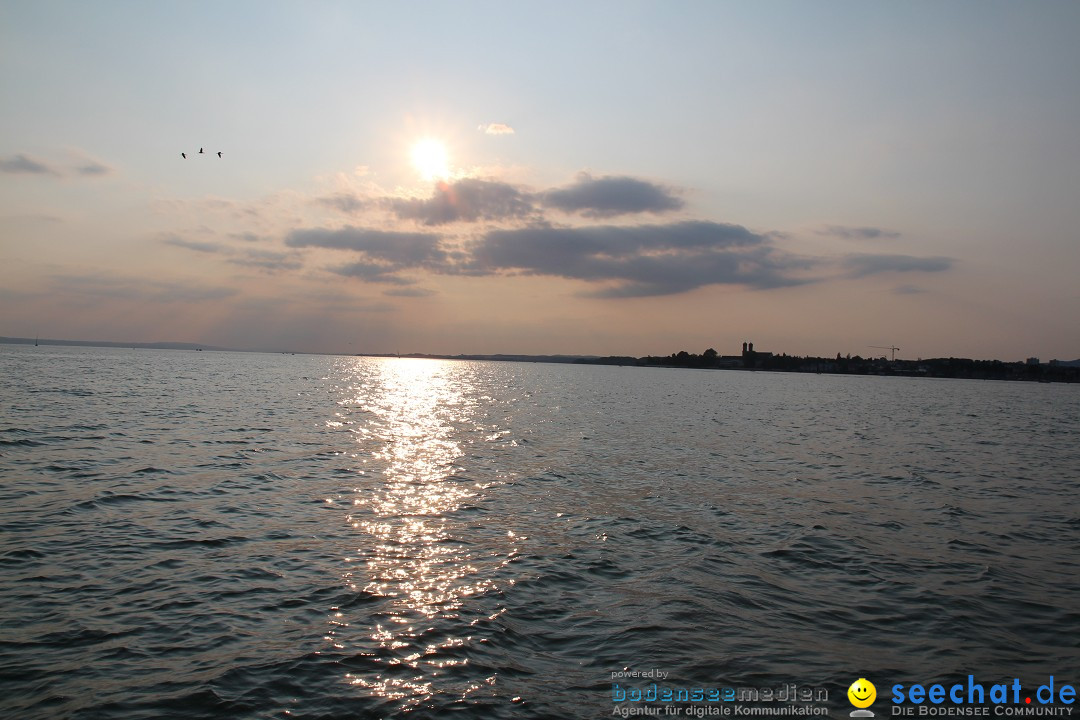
(848, 678, 876, 708)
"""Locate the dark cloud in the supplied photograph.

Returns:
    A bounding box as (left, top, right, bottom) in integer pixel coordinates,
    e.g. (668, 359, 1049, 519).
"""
(282, 209, 930, 296)
(282, 220, 812, 294)
(314, 174, 684, 228)
(386, 178, 536, 226)
(0, 154, 58, 175)
(470, 221, 809, 296)
(542, 173, 683, 218)
(287, 226, 447, 286)
(285, 227, 445, 266)
(820, 225, 901, 240)
(844, 254, 953, 278)
(474, 221, 763, 266)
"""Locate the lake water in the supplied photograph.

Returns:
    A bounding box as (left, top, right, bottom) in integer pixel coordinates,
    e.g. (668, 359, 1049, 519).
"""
(1, 345, 1078, 719)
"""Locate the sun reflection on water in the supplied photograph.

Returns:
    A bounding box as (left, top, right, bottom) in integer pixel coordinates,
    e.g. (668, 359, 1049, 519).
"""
(326, 358, 515, 710)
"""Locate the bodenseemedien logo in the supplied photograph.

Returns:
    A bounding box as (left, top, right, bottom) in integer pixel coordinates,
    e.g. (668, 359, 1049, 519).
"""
(609, 669, 831, 716)
(849, 678, 877, 717)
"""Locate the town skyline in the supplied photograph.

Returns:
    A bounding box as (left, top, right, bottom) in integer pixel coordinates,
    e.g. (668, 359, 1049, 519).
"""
(5, 334, 1078, 372)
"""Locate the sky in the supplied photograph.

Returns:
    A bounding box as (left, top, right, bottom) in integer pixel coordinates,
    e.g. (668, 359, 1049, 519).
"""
(2, 1, 1079, 360)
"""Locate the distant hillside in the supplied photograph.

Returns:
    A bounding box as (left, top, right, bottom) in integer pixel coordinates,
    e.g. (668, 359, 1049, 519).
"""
(0, 336, 230, 352)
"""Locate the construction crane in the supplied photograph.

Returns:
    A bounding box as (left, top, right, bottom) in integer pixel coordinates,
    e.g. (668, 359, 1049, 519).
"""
(869, 345, 900, 361)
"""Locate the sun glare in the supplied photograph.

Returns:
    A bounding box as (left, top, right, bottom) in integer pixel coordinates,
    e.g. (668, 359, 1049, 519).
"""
(411, 138, 450, 181)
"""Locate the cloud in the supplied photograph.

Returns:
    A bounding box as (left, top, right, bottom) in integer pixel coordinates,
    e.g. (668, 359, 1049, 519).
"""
(227, 249, 302, 272)
(162, 233, 301, 273)
(893, 284, 925, 295)
(317, 192, 369, 215)
(0, 152, 112, 178)
(309, 174, 684, 228)
(383, 287, 436, 297)
(0, 154, 58, 175)
(542, 173, 683, 218)
(469, 221, 810, 296)
(229, 232, 266, 243)
(331, 262, 418, 284)
(76, 160, 112, 176)
(282, 183, 932, 296)
(285, 227, 445, 265)
(843, 254, 953, 278)
(162, 235, 227, 253)
(51, 274, 237, 303)
(286, 226, 448, 285)
(479, 123, 515, 135)
(280, 218, 815, 295)
(819, 225, 901, 240)
(386, 178, 536, 226)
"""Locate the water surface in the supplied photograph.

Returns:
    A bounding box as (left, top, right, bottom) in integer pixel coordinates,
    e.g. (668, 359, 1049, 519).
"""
(1, 346, 1078, 718)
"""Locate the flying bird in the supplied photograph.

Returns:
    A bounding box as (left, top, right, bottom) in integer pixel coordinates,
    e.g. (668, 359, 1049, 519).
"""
(217, 151, 222, 158)
(199, 148, 205, 154)
(181, 152, 186, 159)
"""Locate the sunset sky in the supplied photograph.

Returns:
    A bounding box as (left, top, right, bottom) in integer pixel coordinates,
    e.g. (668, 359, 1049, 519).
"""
(2, 1, 1078, 360)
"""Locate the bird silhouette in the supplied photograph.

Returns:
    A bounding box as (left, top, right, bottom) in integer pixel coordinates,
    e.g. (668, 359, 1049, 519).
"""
(199, 148, 205, 154)
(181, 152, 186, 159)
(217, 151, 222, 158)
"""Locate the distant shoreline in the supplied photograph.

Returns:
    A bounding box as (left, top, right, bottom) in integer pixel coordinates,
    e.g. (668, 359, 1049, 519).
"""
(4, 337, 1078, 383)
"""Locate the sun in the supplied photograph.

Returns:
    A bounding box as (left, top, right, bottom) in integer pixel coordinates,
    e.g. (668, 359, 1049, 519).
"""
(411, 138, 450, 181)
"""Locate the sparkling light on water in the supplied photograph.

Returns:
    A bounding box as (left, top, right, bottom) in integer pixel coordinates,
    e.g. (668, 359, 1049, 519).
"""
(330, 359, 514, 709)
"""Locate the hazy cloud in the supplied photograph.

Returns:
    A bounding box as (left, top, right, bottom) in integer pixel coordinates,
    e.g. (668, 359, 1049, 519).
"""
(543, 173, 683, 218)
(0, 154, 58, 175)
(51, 274, 237, 303)
(470, 221, 808, 296)
(479, 123, 515, 135)
(893, 284, 925, 295)
(1, 213, 64, 224)
(227, 249, 302, 272)
(162, 234, 300, 273)
(162, 235, 227, 254)
(844, 254, 953, 278)
(332, 262, 417, 284)
(76, 160, 112, 176)
(1, 153, 112, 178)
(317, 192, 368, 214)
(386, 178, 536, 225)
(383, 287, 436, 297)
(229, 232, 266, 243)
(820, 225, 901, 240)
